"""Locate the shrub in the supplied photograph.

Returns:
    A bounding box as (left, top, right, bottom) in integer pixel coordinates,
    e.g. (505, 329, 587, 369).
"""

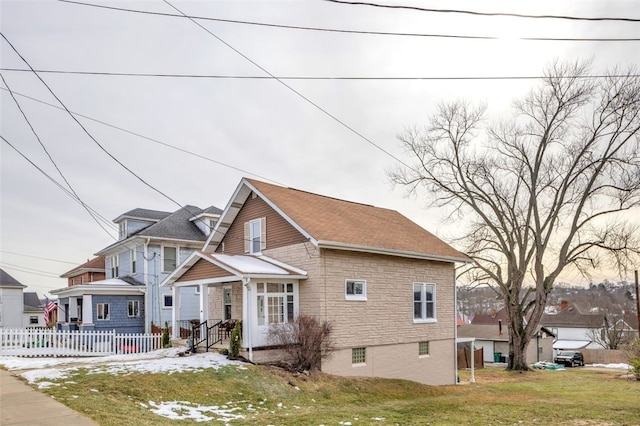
(624, 338, 640, 380)
(267, 314, 334, 371)
(229, 321, 241, 358)
(162, 322, 171, 348)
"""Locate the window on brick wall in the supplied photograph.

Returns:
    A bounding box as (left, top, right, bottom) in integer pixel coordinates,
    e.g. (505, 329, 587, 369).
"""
(352, 347, 366, 364)
(413, 283, 436, 322)
(419, 341, 430, 356)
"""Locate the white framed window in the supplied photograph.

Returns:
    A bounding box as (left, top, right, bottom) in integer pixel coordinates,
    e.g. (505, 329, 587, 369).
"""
(29, 316, 39, 324)
(419, 341, 430, 356)
(256, 282, 295, 326)
(110, 255, 119, 278)
(194, 286, 200, 295)
(163, 295, 173, 308)
(127, 300, 140, 317)
(119, 222, 126, 239)
(414, 283, 436, 322)
(223, 287, 232, 320)
(345, 279, 366, 300)
(352, 347, 366, 364)
(244, 217, 266, 254)
(97, 303, 110, 320)
(162, 246, 178, 273)
(130, 249, 137, 274)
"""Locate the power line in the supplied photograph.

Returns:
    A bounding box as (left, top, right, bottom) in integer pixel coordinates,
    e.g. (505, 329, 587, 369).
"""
(0, 72, 117, 238)
(1, 135, 118, 235)
(3, 68, 640, 80)
(0, 250, 82, 265)
(0, 262, 63, 278)
(0, 86, 286, 186)
(162, 0, 413, 171)
(324, 0, 640, 23)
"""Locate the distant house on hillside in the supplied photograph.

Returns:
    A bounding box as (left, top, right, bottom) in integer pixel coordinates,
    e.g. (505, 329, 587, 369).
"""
(51, 205, 222, 334)
(163, 178, 469, 385)
(60, 257, 106, 286)
(541, 300, 604, 350)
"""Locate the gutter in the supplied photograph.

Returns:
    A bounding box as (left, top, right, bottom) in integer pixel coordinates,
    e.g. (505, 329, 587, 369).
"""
(316, 240, 471, 264)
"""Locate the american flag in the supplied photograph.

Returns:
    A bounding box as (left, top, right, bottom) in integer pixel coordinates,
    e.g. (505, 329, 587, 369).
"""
(43, 297, 56, 325)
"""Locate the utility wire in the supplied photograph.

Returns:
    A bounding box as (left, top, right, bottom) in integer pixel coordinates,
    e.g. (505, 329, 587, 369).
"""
(0, 250, 80, 265)
(0, 72, 117, 237)
(0, 86, 286, 186)
(1, 135, 118, 237)
(324, 0, 640, 22)
(0, 261, 63, 278)
(162, 0, 413, 170)
(3, 68, 640, 80)
(57, 0, 640, 41)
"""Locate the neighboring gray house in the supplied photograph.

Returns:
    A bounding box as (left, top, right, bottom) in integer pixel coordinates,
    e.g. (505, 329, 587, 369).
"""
(23, 292, 45, 327)
(541, 301, 604, 350)
(51, 205, 222, 334)
(0, 269, 27, 328)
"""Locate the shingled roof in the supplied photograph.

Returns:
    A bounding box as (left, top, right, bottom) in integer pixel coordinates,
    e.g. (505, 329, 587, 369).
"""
(0, 269, 26, 288)
(132, 206, 211, 241)
(209, 178, 468, 262)
(113, 208, 171, 223)
(23, 292, 42, 311)
(60, 256, 106, 278)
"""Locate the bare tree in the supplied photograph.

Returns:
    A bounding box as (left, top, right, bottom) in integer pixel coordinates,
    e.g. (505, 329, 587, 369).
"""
(587, 313, 630, 350)
(390, 60, 640, 370)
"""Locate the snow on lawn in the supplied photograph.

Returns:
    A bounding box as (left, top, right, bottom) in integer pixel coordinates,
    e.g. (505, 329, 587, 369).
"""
(0, 348, 251, 422)
(587, 363, 632, 370)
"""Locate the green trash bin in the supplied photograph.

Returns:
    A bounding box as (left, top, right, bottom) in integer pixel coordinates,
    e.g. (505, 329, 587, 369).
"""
(494, 352, 502, 363)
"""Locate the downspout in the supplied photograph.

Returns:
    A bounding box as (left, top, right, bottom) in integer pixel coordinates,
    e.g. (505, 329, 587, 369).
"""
(243, 277, 253, 363)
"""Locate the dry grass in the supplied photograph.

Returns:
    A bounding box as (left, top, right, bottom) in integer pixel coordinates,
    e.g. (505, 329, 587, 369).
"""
(36, 364, 640, 425)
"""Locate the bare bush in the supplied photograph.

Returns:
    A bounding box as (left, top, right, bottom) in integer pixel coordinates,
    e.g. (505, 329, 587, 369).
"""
(267, 315, 334, 371)
(624, 338, 640, 380)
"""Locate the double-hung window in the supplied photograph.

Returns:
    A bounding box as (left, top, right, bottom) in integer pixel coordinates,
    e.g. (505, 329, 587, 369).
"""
(130, 249, 137, 274)
(163, 246, 178, 272)
(110, 255, 119, 278)
(244, 217, 266, 254)
(128, 300, 140, 317)
(97, 303, 110, 320)
(413, 283, 436, 322)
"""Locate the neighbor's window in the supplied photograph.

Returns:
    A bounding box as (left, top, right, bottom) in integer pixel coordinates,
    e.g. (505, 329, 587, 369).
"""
(127, 300, 140, 317)
(97, 303, 110, 320)
(414, 283, 436, 321)
(163, 246, 177, 272)
(30, 316, 39, 324)
(352, 347, 366, 364)
(345, 279, 366, 300)
(130, 249, 137, 274)
(163, 295, 173, 308)
(110, 255, 119, 278)
(419, 341, 430, 356)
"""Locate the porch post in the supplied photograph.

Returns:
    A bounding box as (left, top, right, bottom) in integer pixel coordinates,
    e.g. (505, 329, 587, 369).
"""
(199, 284, 209, 323)
(83, 295, 94, 327)
(470, 340, 476, 383)
(242, 278, 253, 362)
(171, 286, 179, 339)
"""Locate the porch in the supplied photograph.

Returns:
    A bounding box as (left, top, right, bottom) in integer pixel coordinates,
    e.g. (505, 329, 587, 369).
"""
(175, 319, 241, 352)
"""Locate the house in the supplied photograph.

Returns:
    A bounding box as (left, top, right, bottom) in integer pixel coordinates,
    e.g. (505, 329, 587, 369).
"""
(541, 300, 604, 350)
(60, 256, 106, 286)
(457, 323, 555, 364)
(163, 178, 469, 385)
(23, 292, 45, 327)
(51, 205, 222, 334)
(0, 269, 28, 328)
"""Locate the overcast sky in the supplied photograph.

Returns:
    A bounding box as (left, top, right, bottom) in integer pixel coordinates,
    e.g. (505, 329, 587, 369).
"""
(1, 0, 639, 296)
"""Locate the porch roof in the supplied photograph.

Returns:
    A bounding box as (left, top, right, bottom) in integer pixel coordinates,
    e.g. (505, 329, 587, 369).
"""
(162, 251, 307, 287)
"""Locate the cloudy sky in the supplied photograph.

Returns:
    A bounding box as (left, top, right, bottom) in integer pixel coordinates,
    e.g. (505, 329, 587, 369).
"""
(1, 0, 638, 296)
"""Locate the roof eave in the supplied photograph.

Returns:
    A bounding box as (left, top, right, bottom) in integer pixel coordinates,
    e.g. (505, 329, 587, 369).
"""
(316, 240, 471, 264)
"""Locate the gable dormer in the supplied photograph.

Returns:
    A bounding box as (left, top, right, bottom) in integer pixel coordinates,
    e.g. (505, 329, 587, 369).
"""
(189, 206, 223, 237)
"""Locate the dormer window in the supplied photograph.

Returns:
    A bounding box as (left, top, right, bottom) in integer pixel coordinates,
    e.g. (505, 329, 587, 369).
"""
(119, 222, 126, 240)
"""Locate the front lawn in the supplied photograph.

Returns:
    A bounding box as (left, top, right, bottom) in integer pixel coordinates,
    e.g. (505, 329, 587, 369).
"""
(10, 356, 640, 425)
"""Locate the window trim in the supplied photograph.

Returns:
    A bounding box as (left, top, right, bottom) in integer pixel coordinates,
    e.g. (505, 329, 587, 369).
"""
(97, 303, 110, 321)
(130, 249, 137, 274)
(413, 282, 437, 323)
(127, 300, 140, 318)
(110, 255, 119, 278)
(161, 246, 178, 273)
(345, 279, 367, 301)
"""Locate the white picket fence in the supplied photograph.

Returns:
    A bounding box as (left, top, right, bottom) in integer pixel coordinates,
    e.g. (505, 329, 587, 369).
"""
(0, 328, 163, 357)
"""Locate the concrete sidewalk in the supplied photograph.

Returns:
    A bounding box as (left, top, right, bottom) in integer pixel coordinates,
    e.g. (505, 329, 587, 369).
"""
(0, 369, 98, 425)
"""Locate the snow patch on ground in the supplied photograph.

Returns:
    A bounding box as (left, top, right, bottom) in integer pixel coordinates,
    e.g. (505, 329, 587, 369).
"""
(588, 363, 631, 370)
